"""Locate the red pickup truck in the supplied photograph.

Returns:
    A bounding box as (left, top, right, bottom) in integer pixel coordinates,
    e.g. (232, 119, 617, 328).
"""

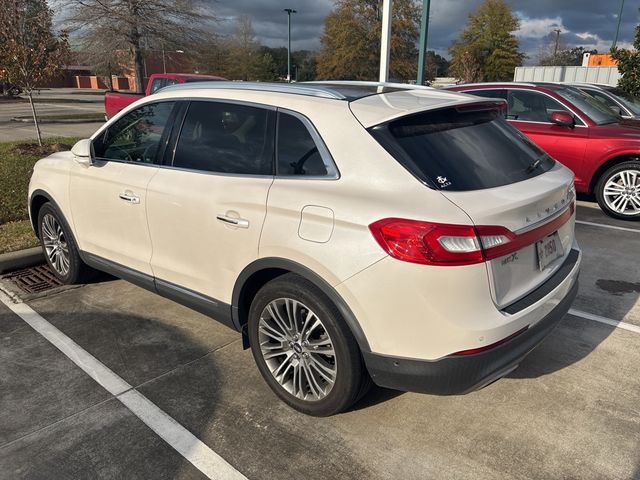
(104, 73, 225, 119)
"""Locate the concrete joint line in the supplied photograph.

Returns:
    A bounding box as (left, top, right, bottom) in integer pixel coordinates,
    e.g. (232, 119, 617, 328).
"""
(0, 289, 247, 480)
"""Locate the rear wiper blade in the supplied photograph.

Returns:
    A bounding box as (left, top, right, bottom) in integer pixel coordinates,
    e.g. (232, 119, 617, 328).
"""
(526, 156, 544, 173)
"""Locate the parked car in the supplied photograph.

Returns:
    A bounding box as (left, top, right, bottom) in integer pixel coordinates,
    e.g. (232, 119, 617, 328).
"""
(446, 82, 640, 220)
(566, 83, 640, 120)
(29, 81, 580, 416)
(104, 73, 225, 119)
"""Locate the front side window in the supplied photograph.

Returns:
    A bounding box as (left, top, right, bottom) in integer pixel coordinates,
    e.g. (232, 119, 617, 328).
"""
(506, 90, 569, 123)
(172, 101, 274, 175)
(277, 112, 335, 177)
(555, 87, 619, 125)
(93, 101, 176, 164)
(586, 89, 621, 113)
(370, 107, 555, 192)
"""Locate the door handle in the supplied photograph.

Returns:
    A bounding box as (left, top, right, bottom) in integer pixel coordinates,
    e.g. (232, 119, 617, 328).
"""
(119, 192, 140, 204)
(216, 214, 249, 228)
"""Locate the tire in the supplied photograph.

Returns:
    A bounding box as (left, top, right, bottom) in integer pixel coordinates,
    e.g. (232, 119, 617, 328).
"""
(595, 161, 640, 220)
(37, 203, 94, 284)
(248, 273, 371, 416)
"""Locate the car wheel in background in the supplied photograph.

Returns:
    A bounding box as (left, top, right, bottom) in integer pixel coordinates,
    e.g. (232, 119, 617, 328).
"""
(596, 161, 640, 220)
(248, 273, 371, 416)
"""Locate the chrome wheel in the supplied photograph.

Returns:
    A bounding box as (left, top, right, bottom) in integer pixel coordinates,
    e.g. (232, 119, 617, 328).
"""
(258, 298, 337, 401)
(603, 169, 640, 216)
(41, 213, 70, 276)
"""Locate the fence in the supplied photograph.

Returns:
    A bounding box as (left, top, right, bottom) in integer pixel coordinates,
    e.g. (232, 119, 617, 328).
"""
(513, 66, 620, 86)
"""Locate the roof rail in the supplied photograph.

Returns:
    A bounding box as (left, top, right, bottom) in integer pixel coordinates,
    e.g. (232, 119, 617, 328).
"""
(303, 80, 434, 90)
(160, 81, 347, 100)
(457, 81, 537, 87)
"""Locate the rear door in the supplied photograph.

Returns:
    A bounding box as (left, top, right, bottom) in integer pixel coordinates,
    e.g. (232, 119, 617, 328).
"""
(146, 99, 275, 305)
(69, 101, 177, 274)
(505, 89, 588, 185)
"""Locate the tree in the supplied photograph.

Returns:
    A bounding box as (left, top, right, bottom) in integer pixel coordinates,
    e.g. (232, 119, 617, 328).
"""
(0, 0, 70, 145)
(449, 0, 524, 82)
(424, 50, 449, 80)
(537, 35, 596, 66)
(226, 15, 260, 81)
(62, 0, 211, 93)
(316, 0, 420, 81)
(612, 24, 640, 97)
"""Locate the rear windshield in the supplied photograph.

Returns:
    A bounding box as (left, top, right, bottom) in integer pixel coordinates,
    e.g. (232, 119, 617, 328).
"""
(370, 107, 555, 191)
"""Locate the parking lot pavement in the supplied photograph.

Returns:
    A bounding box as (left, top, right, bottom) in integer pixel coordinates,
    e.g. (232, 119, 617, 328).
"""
(1, 201, 639, 480)
(0, 100, 104, 142)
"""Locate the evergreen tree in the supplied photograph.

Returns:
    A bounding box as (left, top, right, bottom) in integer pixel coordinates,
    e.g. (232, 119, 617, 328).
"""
(612, 24, 640, 97)
(316, 0, 420, 81)
(449, 0, 524, 82)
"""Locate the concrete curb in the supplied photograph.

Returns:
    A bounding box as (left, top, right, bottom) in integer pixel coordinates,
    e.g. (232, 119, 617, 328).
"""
(0, 247, 44, 274)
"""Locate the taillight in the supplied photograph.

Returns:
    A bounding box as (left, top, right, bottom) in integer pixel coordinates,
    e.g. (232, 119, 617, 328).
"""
(369, 205, 573, 267)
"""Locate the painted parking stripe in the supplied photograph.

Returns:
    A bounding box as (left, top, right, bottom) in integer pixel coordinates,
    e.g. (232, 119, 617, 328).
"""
(575, 220, 640, 233)
(0, 289, 247, 480)
(569, 308, 640, 334)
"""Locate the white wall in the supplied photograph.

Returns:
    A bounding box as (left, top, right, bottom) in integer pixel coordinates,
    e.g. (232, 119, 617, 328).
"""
(513, 66, 620, 86)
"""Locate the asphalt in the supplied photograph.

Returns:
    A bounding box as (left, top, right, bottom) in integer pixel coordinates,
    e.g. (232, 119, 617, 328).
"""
(0, 91, 105, 142)
(0, 202, 639, 480)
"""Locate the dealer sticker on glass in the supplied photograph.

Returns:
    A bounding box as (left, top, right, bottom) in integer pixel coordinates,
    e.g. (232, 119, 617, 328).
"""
(536, 232, 564, 271)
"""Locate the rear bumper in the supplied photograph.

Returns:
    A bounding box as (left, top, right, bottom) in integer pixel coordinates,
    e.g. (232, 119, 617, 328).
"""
(362, 277, 578, 395)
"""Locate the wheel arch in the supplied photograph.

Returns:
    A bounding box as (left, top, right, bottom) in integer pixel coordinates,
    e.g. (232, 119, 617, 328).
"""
(589, 154, 640, 193)
(29, 189, 59, 239)
(232, 258, 371, 353)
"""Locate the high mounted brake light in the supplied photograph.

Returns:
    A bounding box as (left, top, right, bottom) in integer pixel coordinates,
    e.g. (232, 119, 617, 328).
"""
(369, 203, 573, 266)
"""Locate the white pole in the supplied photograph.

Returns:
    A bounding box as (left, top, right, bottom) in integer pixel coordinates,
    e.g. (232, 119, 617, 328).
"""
(379, 0, 392, 83)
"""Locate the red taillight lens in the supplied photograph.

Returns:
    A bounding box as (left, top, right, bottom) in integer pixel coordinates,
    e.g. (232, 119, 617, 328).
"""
(369, 206, 573, 266)
(369, 218, 485, 266)
(451, 326, 529, 356)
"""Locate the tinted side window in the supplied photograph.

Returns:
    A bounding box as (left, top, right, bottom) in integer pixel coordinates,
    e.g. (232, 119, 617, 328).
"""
(172, 101, 274, 175)
(468, 89, 506, 100)
(506, 90, 568, 122)
(93, 101, 175, 164)
(277, 113, 332, 177)
(587, 90, 621, 112)
(150, 78, 165, 94)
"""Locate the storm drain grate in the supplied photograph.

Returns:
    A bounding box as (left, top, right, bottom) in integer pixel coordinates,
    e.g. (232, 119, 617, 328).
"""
(5, 264, 63, 294)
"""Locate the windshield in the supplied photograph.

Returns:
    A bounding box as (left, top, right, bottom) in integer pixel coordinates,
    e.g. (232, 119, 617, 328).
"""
(556, 87, 619, 125)
(369, 107, 555, 192)
(611, 88, 640, 115)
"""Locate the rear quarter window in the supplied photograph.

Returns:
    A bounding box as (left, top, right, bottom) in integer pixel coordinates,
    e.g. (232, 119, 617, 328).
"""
(369, 107, 555, 191)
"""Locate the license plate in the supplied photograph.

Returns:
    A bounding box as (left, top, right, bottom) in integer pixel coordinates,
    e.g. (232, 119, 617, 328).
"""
(536, 232, 564, 271)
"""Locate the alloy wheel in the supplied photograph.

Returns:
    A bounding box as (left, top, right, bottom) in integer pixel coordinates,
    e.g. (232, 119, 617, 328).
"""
(258, 297, 337, 401)
(41, 213, 70, 276)
(602, 169, 640, 216)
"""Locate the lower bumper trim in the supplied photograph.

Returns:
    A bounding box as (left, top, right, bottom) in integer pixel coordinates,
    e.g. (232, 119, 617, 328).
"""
(362, 279, 578, 395)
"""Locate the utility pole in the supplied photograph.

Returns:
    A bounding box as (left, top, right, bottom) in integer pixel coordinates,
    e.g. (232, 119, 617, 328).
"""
(553, 28, 562, 60)
(613, 0, 625, 49)
(284, 8, 297, 82)
(416, 0, 431, 85)
(379, 0, 392, 82)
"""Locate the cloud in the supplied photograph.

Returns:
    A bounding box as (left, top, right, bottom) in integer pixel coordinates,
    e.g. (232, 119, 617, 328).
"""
(516, 15, 566, 39)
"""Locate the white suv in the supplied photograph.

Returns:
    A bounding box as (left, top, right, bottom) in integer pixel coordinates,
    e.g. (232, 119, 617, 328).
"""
(28, 81, 581, 416)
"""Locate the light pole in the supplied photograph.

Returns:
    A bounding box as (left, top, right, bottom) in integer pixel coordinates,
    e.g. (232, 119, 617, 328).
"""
(284, 8, 297, 82)
(613, 0, 625, 49)
(552, 28, 562, 61)
(379, 0, 392, 82)
(417, 0, 431, 85)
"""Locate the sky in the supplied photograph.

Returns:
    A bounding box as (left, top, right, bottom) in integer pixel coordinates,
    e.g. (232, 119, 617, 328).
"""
(206, 0, 638, 62)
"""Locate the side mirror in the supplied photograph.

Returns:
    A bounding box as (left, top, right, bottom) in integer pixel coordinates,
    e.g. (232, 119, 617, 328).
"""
(71, 139, 93, 167)
(549, 111, 575, 128)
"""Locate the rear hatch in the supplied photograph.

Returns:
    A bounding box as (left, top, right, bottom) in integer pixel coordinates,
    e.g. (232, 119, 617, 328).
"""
(366, 101, 576, 309)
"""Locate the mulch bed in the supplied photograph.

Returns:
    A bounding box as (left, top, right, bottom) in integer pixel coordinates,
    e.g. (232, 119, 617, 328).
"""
(14, 143, 72, 156)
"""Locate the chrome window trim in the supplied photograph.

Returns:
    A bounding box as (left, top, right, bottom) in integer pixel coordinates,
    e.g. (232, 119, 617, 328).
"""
(275, 108, 340, 180)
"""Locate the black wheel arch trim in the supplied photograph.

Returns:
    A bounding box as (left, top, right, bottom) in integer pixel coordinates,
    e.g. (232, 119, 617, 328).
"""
(29, 189, 60, 238)
(232, 257, 371, 352)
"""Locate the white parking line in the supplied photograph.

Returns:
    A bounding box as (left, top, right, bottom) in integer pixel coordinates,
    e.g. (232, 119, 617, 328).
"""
(569, 308, 640, 334)
(575, 220, 640, 233)
(0, 289, 247, 480)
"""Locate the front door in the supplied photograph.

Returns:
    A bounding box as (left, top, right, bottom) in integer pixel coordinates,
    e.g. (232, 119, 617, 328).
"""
(506, 89, 588, 185)
(69, 101, 177, 274)
(146, 100, 276, 304)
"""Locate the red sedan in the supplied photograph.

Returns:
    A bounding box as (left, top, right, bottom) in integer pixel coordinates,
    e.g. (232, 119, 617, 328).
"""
(446, 82, 640, 220)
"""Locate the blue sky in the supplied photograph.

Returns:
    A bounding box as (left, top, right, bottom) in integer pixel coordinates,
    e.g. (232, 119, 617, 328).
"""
(207, 0, 638, 60)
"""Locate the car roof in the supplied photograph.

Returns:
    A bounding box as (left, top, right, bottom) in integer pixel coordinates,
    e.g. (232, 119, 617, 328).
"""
(159, 80, 486, 127)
